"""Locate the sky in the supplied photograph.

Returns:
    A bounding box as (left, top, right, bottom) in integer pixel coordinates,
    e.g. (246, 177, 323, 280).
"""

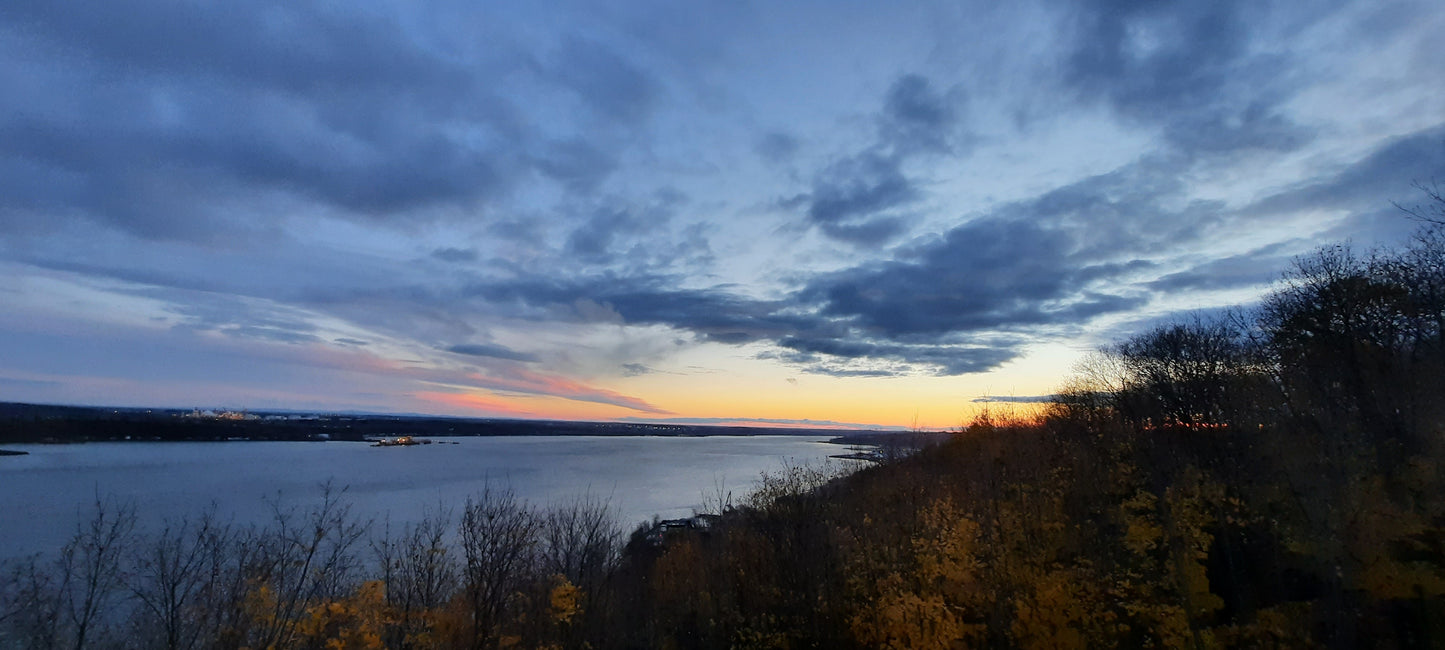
(1, 0, 1442, 429)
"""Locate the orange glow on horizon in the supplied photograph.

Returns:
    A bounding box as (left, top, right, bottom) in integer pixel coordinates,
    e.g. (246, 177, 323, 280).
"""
(413, 391, 541, 419)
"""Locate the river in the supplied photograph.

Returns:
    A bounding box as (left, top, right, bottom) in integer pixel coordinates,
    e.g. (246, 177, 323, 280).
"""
(0, 435, 853, 560)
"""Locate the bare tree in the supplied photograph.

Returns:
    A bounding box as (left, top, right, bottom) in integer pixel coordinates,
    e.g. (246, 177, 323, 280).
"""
(458, 484, 538, 650)
(1, 554, 65, 650)
(125, 511, 232, 650)
(1111, 317, 1257, 429)
(372, 508, 457, 647)
(245, 483, 370, 650)
(539, 494, 619, 592)
(57, 497, 136, 650)
(1392, 179, 1445, 226)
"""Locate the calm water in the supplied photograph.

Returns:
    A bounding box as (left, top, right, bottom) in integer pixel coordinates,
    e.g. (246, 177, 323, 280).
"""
(0, 435, 851, 560)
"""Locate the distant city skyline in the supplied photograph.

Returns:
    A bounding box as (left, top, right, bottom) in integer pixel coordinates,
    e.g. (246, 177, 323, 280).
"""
(2, 0, 1442, 428)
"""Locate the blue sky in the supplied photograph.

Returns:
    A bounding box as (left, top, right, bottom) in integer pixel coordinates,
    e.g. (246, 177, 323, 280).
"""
(1, 0, 1442, 428)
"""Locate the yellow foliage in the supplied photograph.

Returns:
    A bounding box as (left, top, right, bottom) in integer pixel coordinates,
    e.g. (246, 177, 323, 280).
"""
(1164, 473, 1226, 618)
(849, 498, 986, 649)
(1108, 469, 1231, 649)
(1121, 490, 1163, 556)
(243, 581, 278, 625)
(854, 574, 979, 650)
(548, 575, 582, 625)
(1351, 473, 1445, 600)
(296, 580, 391, 650)
(1011, 567, 1120, 650)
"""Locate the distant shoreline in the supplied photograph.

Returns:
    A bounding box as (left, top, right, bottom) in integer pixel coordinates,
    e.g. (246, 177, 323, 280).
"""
(0, 402, 906, 446)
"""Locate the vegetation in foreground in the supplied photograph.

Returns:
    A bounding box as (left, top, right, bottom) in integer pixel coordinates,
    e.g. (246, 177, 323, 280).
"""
(4, 214, 1444, 648)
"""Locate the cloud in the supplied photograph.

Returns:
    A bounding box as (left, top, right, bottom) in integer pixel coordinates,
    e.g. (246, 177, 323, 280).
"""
(561, 192, 691, 267)
(778, 337, 1018, 376)
(534, 138, 618, 193)
(456, 366, 671, 414)
(413, 390, 539, 419)
(566, 206, 643, 261)
(786, 73, 966, 245)
(1062, 0, 1314, 155)
(807, 152, 915, 226)
(1146, 242, 1300, 293)
(0, 1, 571, 240)
(545, 35, 659, 125)
(1066, 0, 1249, 113)
(445, 343, 538, 363)
(755, 132, 800, 162)
(803, 209, 1155, 337)
(800, 152, 916, 245)
(153, 291, 326, 345)
(4, 0, 1440, 417)
(1248, 125, 1445, 218)
(879, 74, 961, 155)
(972, 395, 1056, 404)
(0, 375, 62, 390)
(464, 157, 1220, 377)
(432, 247, 478, 263)
(620, 363, 652, 376)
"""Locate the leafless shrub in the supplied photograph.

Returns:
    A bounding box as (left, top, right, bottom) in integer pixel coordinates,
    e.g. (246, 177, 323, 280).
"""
(243, 483, 370, 650)
(124, 510, 233, 650)
(372, 507, 457, 646)
(458, 484, 538, 649)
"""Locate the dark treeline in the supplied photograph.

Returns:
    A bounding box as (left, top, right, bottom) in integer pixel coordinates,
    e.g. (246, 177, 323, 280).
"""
(5, 217, 1444, 648)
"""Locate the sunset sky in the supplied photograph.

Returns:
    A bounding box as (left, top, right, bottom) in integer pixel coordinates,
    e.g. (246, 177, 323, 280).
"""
(1, 0, 1442, 429)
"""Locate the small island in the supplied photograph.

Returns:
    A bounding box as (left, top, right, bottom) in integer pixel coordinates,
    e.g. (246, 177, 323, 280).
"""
(370, 435, 430, 447)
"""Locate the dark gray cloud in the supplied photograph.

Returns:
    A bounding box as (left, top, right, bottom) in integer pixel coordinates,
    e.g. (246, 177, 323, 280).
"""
(471, 161, 1202, 376)
(784, 72, 968, 246)
(447, 149, 1267, 377)
(819, 216, 910, 246)
(1162, 103, 1313, 154)
(545, 35, 659, 125)
(445, 343, 538, 363)
(1062, 0, 1316, 155)
(879, 74, 960, 156)
(807, 152, 915, 225)
(432, 248, 479, 263)
(551, 191, 711, 276)
(0, 1, 647, 241)
(1066, 0, 1248, 113)
(1147, 242, 1300, 293)
(801, 163, 1193, 339)
(778, 337, 1018, 376)
(533, 138, 619, 193)
(800, 152, 916, 245)
(566, 206, 644, 261)
(1249, 125, 1445, 219)
(620, 363, 652, 377)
